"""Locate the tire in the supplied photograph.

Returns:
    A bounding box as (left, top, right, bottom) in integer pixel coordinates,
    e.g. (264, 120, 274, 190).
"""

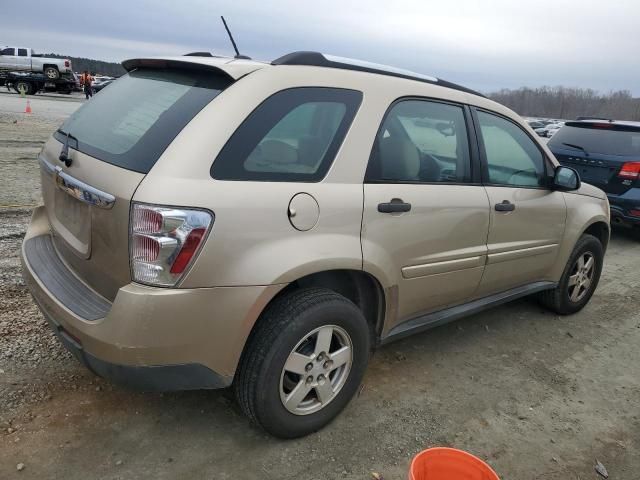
(539, 234, 604, 315)
(235, 287, 371, 438)
(44, 66, 60, 80)
(14, 81, 32, 95)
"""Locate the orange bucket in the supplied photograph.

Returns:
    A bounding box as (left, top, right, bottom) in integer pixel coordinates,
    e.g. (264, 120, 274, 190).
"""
(409, 447, 500, 480)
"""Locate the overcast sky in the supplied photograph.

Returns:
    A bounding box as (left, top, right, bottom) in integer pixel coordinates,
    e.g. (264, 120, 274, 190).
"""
(4, 0, 639, 94)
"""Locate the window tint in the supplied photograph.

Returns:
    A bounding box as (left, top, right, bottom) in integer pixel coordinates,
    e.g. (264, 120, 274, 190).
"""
(212, 88, 362, 182)
(366, 100, 471, 183)
(55, 68, 230, 173)
(549, 124, 640, 156)
(17, 48, 27, 57)
(477, 111, 546, 187)
(1, 48, 15, 55)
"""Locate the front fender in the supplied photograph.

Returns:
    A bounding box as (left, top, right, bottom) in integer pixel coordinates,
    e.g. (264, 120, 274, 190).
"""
(551, 192, 610, 279)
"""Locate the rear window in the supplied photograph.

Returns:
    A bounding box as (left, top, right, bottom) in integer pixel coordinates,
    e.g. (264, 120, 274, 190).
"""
(55, 68, 230, 173)
(211, 87, 362, 182)
(549, 124, 640, 157)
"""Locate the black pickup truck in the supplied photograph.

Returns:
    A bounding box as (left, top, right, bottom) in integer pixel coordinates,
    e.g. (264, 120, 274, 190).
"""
(0, 71, 77, 95)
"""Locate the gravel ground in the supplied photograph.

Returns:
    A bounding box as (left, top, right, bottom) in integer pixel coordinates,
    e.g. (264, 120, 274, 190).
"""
(1, 92, 640, 480)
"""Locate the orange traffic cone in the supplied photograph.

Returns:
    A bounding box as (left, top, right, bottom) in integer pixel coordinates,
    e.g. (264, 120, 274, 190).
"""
(25, 100, 32, 114)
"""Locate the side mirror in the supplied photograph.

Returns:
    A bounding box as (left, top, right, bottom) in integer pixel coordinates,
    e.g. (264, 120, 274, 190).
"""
(553, 166, 581, 191)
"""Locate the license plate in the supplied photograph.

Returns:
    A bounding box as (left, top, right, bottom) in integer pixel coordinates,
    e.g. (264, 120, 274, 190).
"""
(53, 189, 91, 257)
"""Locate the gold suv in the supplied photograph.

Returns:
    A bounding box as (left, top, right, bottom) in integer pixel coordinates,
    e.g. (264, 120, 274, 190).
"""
(22, 52, 610, 438)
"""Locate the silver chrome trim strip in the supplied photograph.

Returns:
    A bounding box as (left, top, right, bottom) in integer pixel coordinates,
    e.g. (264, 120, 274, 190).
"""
(402, 255, 484, 279)
(39, 156, 116, 210)
(486, 244, 557, 265)
(39, 155, 56, 176)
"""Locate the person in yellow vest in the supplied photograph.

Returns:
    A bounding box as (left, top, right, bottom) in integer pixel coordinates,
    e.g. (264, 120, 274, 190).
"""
(80, 71, 93, 99)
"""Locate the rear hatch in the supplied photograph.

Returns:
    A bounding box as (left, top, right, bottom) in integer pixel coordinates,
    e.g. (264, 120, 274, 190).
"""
(548, 121, 640, 195)
(39, 67, 232, 301)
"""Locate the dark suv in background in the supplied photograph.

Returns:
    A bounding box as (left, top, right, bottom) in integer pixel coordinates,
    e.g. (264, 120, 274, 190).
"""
(549, 120, 640, 230)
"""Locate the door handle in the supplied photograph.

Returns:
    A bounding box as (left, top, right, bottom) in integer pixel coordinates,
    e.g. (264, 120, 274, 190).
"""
(495, 200, 515, 212)
(378, 198, 411, 213)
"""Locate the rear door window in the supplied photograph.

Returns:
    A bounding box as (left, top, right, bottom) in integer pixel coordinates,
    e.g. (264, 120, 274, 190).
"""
(17, 48, 28, 56)
(211, 88, 362, 182)
(549, 124, 640, 156)
(55, 68, 231, 173)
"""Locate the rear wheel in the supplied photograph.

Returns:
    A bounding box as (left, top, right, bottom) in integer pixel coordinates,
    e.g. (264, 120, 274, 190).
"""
(235, 288, 370, 438)
(539, 234, 603, 314)
(44, 66, 60, 80)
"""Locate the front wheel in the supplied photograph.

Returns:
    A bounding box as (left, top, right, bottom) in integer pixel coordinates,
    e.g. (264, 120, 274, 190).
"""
(539, 234, 604, 314)
(235, 288, 371, 438)
(14, 81, 33, 95)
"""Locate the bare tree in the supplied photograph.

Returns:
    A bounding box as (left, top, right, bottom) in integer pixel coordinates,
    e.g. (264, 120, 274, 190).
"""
(488, 86, 640, 121)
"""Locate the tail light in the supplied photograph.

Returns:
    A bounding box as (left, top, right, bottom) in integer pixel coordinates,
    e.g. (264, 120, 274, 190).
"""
(130, 203, 213, 287)
(64, 60, 70, 67)
(618, 162, 640, 180)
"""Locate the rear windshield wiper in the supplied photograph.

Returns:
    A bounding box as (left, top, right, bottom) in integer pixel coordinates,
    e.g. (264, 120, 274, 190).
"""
(562, 142, 590, 157)
(57, 129, 79, 166)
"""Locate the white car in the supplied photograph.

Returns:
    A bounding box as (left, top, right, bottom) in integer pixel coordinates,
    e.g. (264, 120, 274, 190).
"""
(545, 123, 564, 137)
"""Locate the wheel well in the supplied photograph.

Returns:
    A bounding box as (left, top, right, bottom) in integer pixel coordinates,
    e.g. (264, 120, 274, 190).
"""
(272, 270, 385, 343)
(43, 64, 58, 70)
(584, 221, 610, 252)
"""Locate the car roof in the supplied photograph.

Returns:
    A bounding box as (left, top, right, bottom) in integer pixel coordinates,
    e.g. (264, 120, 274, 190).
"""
(122, 51, 485, 99)
(271, 51, 486, 98)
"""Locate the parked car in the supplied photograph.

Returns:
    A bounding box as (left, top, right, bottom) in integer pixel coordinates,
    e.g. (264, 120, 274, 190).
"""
(548, 120, 640, 229)
(0, 46, 71, 79)
(22, 51, 610, 438)
(527, 120, 546, 130)
(92, 76, 114, 92)
(544, 123, 564, 137)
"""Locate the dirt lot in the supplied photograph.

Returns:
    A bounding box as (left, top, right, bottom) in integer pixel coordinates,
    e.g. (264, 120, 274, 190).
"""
(1, 92, 640, 480)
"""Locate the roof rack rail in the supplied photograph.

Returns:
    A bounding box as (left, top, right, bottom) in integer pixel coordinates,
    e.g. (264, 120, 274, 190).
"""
(272, 51, 485, 98)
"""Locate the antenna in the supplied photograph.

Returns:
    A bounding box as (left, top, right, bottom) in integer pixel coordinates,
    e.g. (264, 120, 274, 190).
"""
(221, 16, 251, 60)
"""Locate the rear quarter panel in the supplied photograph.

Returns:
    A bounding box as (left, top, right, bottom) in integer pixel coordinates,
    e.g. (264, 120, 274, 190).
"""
(133, 67, 383, 288)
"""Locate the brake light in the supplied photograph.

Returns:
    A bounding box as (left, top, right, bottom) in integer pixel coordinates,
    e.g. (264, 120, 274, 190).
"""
(64, 60, 70, 67)
(130, 203, 213, 286)
(170, 228, 206, 274)
(618, 162, 640, 180)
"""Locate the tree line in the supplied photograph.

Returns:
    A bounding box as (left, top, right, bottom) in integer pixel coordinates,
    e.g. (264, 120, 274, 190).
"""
(35, 54, 640, 122)
(488, 86, 640, 121)
(44, 54, 126, 77)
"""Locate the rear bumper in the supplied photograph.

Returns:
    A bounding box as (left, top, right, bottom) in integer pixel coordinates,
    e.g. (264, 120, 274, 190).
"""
(607, 188, 640, 226)
(21, 206, 284, 391)
(39, 298, 228, 391)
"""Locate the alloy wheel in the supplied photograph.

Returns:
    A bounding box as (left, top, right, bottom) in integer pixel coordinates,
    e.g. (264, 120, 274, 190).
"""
(279, 325, 353, 415)
(568, 251, 595, 303)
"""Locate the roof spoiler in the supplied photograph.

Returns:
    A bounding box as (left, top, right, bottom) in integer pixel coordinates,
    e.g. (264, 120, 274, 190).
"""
(121, 57, 235, 80)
